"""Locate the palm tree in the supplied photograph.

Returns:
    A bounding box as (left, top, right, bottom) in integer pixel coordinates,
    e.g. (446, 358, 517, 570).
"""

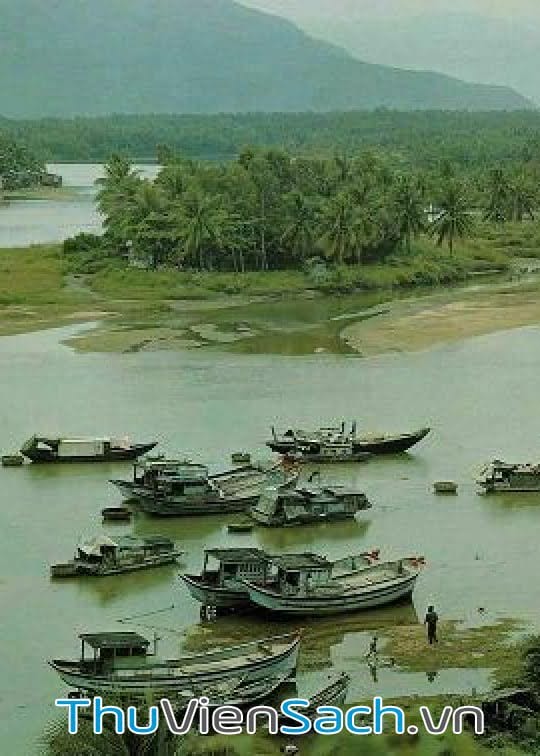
(317, 193, 359, 265)
(176, 193, 229, 270)
(393, 177, 426, 254)
(429, 181, 473, 254)
(484, 168, 509, 224)
(96, 155, 141, 245)
(280, 191, 315, 264)
(509, 173, 536, 222)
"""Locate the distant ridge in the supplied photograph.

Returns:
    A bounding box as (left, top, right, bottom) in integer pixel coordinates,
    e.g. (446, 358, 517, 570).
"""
(0, 0, 532, 118)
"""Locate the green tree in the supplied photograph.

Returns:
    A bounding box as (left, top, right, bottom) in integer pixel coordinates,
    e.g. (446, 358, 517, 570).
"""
(176, 193, 229, 270)
(393, 177, 426, 253)
(281, 191, 316, 264)
(430, 181, 474, 254)
(484, 168, 509, 224)
(317, 193, 359, 265)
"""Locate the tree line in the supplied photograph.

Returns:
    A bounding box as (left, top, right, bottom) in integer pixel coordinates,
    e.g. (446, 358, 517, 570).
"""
(81, 148, 538, 273)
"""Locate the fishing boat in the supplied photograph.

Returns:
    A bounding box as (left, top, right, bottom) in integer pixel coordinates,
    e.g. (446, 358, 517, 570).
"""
(20, 435, 157, 463)
(250, 475, 371, 527)
(1, 454, 24, 467)
(433, 481, 458, 494)
(283, 440, 372, 464)
(183, 672, 291, 709)
(277, 672, 350, 725)
(268, 422, 430, 457)
(112, 459, 291, 517)
(50, 535, 183, 578)
(49, 631, 301, 696)
(478, 460, 540, 493)
(182, 548, 269, 609)
(242, 552, 424, 616)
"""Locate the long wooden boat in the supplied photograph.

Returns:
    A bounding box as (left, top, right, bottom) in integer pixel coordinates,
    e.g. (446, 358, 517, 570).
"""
(243, 554, 424, 616)
(250, 476, 371, 527)
(277, 672, 350, 726)
(49, 631, 301, 695)
(182, 548, 269, 609)
(268, 422, 430, 457)
(112, 459, 292, 517)
(50, 535, 182, 578)
(182, 672, 290, 708)
(20, 435, 156, 463)
(478, 460, 540, 493)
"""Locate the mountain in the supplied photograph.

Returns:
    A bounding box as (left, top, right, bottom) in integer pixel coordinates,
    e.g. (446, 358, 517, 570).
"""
(0, 0, 532, 118)
(241, 3, 540, 105)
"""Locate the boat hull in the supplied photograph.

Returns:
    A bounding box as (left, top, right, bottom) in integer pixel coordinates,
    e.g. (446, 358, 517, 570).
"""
(268, 427, 431, 456)
(49, 634, 300, 696)
(244, 574, 418, 616)
(250, 508, 359, 527)
(181, 574, 251, 609)
(135, 493, 257, 517)
(51, 553, 183, 578)
(23, 442, 157, 464)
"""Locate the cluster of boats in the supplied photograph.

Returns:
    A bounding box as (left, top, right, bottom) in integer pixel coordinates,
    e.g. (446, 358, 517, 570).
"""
(35, 420, 433, 714)
(8, 419, 538, 716)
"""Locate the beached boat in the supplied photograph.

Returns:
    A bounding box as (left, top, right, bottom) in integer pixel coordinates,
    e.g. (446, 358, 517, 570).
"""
(277, 672, 350, 726)
(50, 535, 182, 578)
(49, 631, 301, 696)
(268, 422, 430, 457)
(250, 475, 371, 526)
(478, 460, 540, 493)
(112, 459, 291, 517)
(182, 548, 269, 609)
(20, 435, 156, 463)
(186, 672, 291, 709)
(242, 552, 424, 616)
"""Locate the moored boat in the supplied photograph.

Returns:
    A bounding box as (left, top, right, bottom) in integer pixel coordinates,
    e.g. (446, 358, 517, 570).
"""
(276, 672, 350, 726)
(242, 552, 424, 616)
(250, 475, 371, 527)
(1, 454, 24, 467)
(49, 631, 301, 696)
(478, 460, 540, 493)
(101, 506, 132, 522)
(112, 459, 292, 517)
(182, 548, 269, 609)
(20, 435, 157, 463)
(268, 422, 430, 457)
(50, 535, 182, 578)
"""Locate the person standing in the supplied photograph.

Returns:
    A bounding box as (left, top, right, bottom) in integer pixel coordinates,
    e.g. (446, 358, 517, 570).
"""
(424, 605, 439, 645)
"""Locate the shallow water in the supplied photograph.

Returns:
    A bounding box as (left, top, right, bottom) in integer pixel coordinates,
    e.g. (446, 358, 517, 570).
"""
(2, 322, 540, 751)
(0, 163, 159, 247)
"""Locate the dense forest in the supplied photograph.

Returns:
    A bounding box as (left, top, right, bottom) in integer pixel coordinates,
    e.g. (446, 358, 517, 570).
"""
(2, 111, 540, 168)
(0, 134, 45, 188)
(69, 146, 537, 276)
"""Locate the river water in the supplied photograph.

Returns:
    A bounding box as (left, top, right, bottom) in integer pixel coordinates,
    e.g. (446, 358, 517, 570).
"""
(1, 165, 540, 752)
(0, 163, 159, 247)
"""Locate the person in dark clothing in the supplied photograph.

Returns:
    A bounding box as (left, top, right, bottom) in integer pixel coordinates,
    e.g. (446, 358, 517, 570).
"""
(425, 605, 439, 644)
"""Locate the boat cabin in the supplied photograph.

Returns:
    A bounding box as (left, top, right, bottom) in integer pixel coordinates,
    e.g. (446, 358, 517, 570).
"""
(78, 632, 151, 673)
(132, 458, 208, 488)
(265, 554, 332, 595)
(76, 535, 175, 567)
(202, 548, 268, 587)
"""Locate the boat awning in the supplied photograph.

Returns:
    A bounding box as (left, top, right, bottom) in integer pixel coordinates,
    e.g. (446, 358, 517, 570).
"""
(270, 553, 331, 570)
(205, 548, 267, 563)
(79, 632, 150, 651)
(78, 535, 118, 556)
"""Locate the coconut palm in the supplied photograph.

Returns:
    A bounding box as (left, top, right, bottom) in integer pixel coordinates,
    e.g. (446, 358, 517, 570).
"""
(393, 177, 426, 254)
(429, 181, 474, 254)
(484, 168, 509, 224)
(281, 191, 316, 264)
(509, 173, 536, 222)
(176, 193, 229, 270)
(317, 193, 360, 265)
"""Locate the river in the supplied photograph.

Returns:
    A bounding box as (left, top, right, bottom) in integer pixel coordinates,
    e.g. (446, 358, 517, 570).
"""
(1, 165, 540, 753)
(2, 320, 540, 751)
(0, 163, 159, 247)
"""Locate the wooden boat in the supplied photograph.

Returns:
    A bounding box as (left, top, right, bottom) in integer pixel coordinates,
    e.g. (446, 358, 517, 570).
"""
(1, 454, 24, 467)
(112, 459, 292, 517)
(268, 422, 430, 457)
(49, 631, 301, 696)
(184, 672, 291, 708)
(50, 535, 182, 578)
(434, 481, 458, 494)
(478, 460, 540, 493)
(227, 522, 254, 533)
(242, 553, 424, 616)
(20, 435, 157, 464)
(277, 672, 350, 725)
(101, 506, 132, 521)
(182, 548, 269, 609)
(231, 452, 251, 465)
(250, 475, 371, 527)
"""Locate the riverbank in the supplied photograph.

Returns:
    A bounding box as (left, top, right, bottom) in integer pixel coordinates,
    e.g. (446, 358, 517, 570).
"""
(0, 221, 540, 355)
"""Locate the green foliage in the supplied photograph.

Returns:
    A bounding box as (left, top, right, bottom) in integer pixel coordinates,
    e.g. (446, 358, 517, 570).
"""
(0, 133, 45, 188)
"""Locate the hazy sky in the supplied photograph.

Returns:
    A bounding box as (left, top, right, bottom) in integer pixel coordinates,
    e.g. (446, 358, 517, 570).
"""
(241, 0, 540, 20)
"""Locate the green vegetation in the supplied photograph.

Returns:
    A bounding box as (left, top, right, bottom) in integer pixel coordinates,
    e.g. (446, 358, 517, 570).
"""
(0, 134, 45, 190)
(70, 148, 537, 279)
(4, 111, 540, 166)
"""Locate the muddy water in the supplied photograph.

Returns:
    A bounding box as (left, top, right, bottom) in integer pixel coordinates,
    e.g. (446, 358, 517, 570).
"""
(2, 322, 540, 751)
